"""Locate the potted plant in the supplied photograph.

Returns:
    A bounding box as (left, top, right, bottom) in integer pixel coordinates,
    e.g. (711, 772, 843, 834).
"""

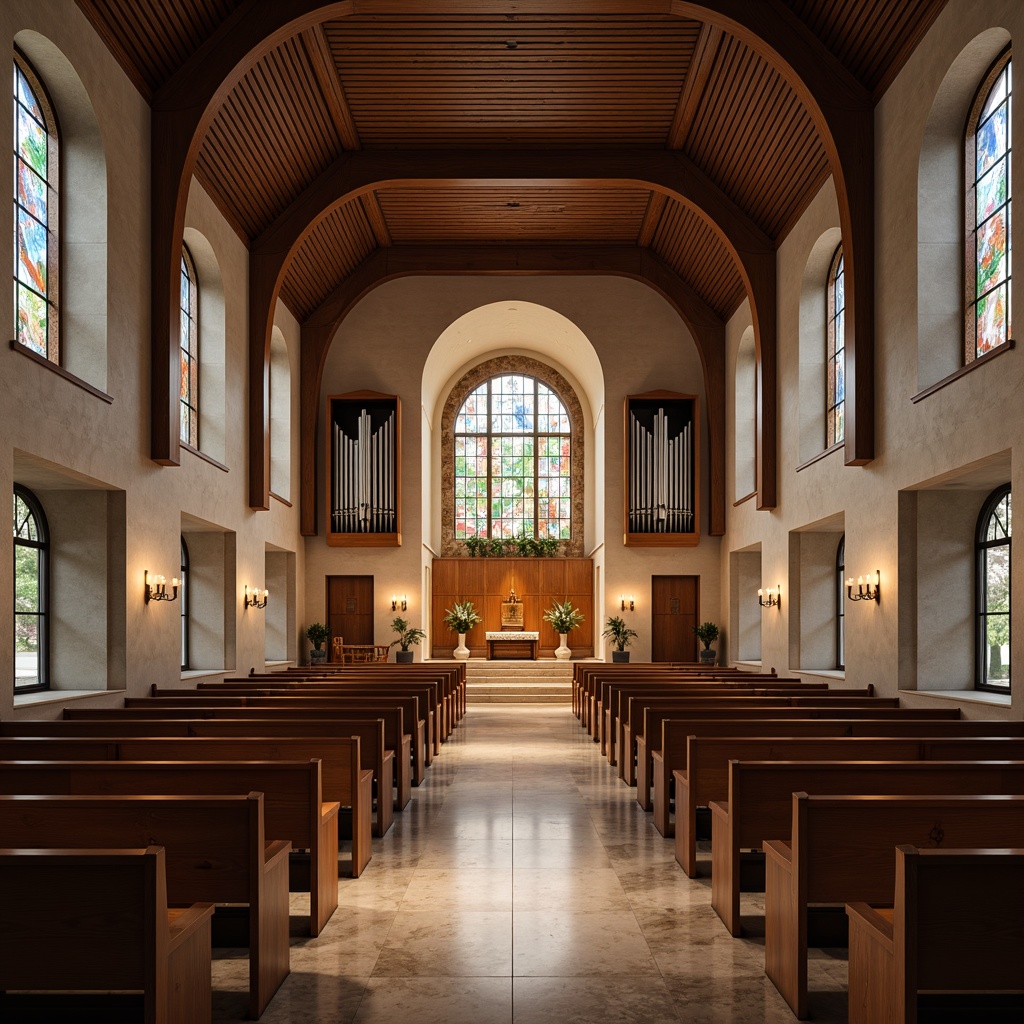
(443, 600, 482, 661)
(388, 616, 426, 663)
(693, 621, 720, 665)
(543, 599, 584, 660)
(602, 615, 638, 663)
(305, 621, 330, 664)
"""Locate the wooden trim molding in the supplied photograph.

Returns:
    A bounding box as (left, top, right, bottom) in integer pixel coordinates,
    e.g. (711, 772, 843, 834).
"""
(270, 491, 292, 507)
(10, 341, 114, 404)
(911, 340, 1015, 404)
(795, 441, 844, 473)
(181, 442, 229, 473)
(733, 490, 757, 507)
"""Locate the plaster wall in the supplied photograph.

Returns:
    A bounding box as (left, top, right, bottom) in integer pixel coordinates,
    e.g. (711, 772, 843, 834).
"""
(721, 0, 1023, 718)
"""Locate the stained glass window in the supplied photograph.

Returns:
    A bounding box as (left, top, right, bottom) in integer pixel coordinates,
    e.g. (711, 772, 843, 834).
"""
(826, 245, 845, 448)
(454, 374, 571, 541)
(967, 53, 1012, 360)
(13, 55, 59, 362)
(13, 485, 48, 693)
(977, 484, 1011, 692)
(180, 245, 199, 446)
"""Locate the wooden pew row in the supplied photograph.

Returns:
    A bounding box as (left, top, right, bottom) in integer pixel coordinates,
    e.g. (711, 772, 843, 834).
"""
(66, 703, 413, 810)
(183, 682, 442, 758)
(847, 846, 1024, 1024)
(1, 718, 393, 838)
(0, 792, 291, 1020)
(0, 846, 214, 1024)
(0, 734, 372, 878)
(702, 751, 1024, 936)
(764, 793, 1024, 1020)
(640, 706, 963, 813)
(0, 758, 339, 937)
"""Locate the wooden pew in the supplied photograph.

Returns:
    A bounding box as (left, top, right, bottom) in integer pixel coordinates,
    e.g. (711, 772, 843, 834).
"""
(707, 754, 1024, 936)
(847, 846, 1024, 1024)
(763, 793, 1024, 1020)
(0, 846, 214, 1024)
(0, 792, 290, 1020)
(0, 733, 373, 878)
(66, 703, 413, 810)
(129, 694, 425, 789)
(0, 759, 339, 938)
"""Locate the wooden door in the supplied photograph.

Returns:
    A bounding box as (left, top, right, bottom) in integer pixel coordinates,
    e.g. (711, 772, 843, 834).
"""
(327, 576, 374, 659)
(651, 575, 698, 662)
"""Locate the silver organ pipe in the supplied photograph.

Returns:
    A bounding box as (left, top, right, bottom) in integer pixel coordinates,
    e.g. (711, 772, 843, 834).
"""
(331, 406, 396, 533)
(628, 406, 694, 533)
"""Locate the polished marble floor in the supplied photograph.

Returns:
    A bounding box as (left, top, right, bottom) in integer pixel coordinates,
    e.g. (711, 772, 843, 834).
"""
(212, 704, 848, 1023)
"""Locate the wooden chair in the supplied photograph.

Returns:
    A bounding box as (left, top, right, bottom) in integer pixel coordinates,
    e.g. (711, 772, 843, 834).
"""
(0, 846, 213, 1024)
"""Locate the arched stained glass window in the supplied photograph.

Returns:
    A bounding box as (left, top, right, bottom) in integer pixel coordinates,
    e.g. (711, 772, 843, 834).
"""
(977, 485, 1011, 692)
(967, 52, 1012, 360)
(180, 245, 199, 446)
(14, 53, 59, 362)
(836, 535, 845, 671)
(454, 373, 572, 540)
(826, 245, 845, 448)
(13, 485, 48, 693)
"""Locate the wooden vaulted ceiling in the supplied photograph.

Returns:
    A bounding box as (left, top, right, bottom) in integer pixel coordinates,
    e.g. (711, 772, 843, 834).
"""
(78, 0, 947, 326)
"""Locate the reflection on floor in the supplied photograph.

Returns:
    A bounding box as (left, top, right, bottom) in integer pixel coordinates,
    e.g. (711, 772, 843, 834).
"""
(212, 704, 847, 1023)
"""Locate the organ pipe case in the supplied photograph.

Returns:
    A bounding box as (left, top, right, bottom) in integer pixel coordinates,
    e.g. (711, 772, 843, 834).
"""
(327, 391, 401, 546)
(624, 392, 699, 546)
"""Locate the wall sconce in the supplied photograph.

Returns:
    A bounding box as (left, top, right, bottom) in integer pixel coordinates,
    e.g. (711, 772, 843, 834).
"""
(620, 595, 634, 611)
(757, 585, 781, 609)
(244, 585, 269, 610)
(145, 570, 179, 604)
(392, 594, 407, 612)
(846, 570, 880, 603)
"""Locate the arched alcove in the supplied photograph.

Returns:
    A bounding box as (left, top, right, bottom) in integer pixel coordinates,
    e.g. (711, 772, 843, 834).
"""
(15, 30, 107, 389)
(182, 226, 226, 464)
(798, 225, 843, 465)
(423, 300, 605, 557)
(917, 28, 1011, 390)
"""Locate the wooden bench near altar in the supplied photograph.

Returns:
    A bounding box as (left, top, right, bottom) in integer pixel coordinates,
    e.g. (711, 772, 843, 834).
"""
(486, 631, 538, 660)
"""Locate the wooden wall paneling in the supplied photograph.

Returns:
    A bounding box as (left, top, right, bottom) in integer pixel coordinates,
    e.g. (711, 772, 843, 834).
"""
(565, 558, 593, 595)
(459, 558, 487, 596)
(539, 559, 568, 599)
(432, 558, 460, 594)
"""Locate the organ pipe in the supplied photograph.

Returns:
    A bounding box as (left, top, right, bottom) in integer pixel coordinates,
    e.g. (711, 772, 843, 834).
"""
(331, 405, 397, 534)
(628, 404, 694, 534)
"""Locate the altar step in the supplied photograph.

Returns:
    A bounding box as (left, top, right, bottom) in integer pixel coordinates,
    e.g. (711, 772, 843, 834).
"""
(463, 658, 576, 703)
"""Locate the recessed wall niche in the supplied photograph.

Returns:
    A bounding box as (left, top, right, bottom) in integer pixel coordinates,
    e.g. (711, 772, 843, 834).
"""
(787, 514, 845, 673)
(729, 545, 762, 664)
(181, 513, 236, 673)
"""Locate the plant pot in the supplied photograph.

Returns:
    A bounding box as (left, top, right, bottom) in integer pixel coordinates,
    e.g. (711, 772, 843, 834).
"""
(395, 649, 414, 664)
(699, 648, 716, 665)
(612, 650, 630, 663)
(555, 632, 571, 660)
(309, 648, 327, 664)
(454, 633, 470, 660)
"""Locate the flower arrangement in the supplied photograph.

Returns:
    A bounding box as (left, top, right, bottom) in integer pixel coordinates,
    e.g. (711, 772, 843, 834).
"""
(443, 601, 482, 634)
(543, 599, 584, 634)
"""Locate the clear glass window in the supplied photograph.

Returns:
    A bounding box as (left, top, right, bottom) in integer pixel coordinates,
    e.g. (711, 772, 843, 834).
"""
(977, 484, 1011, 691)
(13, 485, 48, 692)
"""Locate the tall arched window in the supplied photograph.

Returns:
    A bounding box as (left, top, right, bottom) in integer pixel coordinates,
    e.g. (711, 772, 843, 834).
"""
(13, 485, 49, 693)
(454, 372, 572, 541)
(14, 53, 59, 363)
(180, 536, 190, 671)
(977, 484, 1011, 692)
(836, 535, 845, 671)
(179, 244, 199, 446)
(825, 245, 845, 448)
(966, 52, 1011, 361)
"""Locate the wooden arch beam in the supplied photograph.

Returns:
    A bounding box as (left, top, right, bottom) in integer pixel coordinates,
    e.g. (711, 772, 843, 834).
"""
(672, 0, 876, 467)
(295, 245, 727, 540)
(248, 148, 775, 513)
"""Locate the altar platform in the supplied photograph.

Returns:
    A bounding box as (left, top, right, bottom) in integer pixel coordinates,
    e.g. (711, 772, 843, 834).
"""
(485, 630, 539, 660)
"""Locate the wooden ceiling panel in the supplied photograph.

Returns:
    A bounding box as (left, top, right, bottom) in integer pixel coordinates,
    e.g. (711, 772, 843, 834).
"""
(195, 35, 344, 240)
(378, 187, 651, 245)
(280, 202, 379, 321)
(74, 0, 237, 98)
(682, 33, 829, 238)
(323, 16, 699, 147)
(650, 200, 745, 319)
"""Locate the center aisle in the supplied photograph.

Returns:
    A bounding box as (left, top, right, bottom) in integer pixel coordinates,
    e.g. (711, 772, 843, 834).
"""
(219, 705, 848, 1023)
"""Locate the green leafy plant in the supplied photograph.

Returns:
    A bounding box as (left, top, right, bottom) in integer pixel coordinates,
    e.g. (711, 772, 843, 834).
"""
(443, 600, 482, 634)
(693, 621, 720, 650)
(459, 532, 560, 557)
(388, 616, 427, 651)
(305, 622, 330, 650)
(544, 600, 584, 634)
(602, 615, 639, 652)
(464, 536, 485, 557)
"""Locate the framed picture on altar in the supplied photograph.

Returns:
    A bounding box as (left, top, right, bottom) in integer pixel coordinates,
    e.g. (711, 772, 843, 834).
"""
(327, 391, 401, 546)
(623, 392, 699, 546)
